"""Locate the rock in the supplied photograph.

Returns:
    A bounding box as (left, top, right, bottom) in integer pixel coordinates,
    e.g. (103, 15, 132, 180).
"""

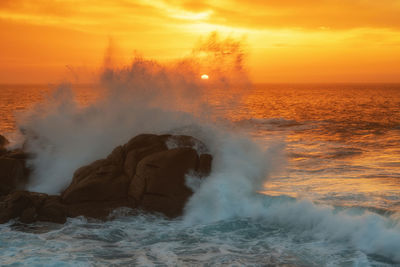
(5, 149, 32, 160)
(140, 194, 190, 218)
(0, 135, 9, 156)
(124, 142, 167, 179)
(0, 134, 9, 150)
(62, 134, 212, 219)
(0, 134, 32, 197)
(129, 148, 199, 217)
(166, 135, 209, 154)
(20, 206, 37, 224)
(198, 154, 212, 176)
(107, 146, 125, 167)
(62, 134, 169, 204)
(0, 158, 26, 196)
(61, 159, 130, 203)
(37, 196, 67, 224)
(1, 133, 213, 224)
(124, 134, 169, 153)
(0, 191, 67, 224)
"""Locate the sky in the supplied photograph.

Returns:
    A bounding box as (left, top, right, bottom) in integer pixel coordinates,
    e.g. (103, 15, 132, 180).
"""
(0, 0, 400, 83)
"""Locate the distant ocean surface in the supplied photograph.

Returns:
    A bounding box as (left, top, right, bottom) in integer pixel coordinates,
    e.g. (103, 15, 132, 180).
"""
(1, 83, 400, 266)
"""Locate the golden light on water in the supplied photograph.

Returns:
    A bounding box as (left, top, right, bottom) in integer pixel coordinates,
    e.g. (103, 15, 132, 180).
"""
(201, 74, 209, 80)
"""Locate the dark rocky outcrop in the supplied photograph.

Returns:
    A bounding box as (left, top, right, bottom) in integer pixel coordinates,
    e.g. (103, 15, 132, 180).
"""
(0, 133, 212, 224)
(0, 191, 66, 224)
(0, 134, 9, 149)
(129, 147, 199, 217)
(0, 158, 26, 196)
(0, 135, 31, 197)
(0, 134, 8, 157)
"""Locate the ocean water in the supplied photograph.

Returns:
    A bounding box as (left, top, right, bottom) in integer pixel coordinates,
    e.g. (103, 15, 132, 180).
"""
(1, 83, 400, 266)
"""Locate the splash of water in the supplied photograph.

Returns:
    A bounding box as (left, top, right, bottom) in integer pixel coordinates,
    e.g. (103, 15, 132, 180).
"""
(17, 33, 251, 194)
(9, 32, 400, 264)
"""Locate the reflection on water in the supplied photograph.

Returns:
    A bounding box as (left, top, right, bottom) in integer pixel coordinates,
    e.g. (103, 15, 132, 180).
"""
(212, 83, 400, 212)
(0, 84, 99, 135)
(1, 83, 400, 212)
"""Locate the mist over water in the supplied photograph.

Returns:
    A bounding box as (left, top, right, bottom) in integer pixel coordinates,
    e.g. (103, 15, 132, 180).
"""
(1, 34, 400, 265)
(17, 33, 250, 194)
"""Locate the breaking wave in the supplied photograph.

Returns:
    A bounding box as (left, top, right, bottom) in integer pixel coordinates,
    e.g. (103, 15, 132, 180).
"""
(7, 33, 400, 265)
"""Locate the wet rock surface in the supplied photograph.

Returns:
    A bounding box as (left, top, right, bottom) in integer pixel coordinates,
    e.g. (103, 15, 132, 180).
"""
(0, 135, 31, 197)
(0, 134, 212, 224)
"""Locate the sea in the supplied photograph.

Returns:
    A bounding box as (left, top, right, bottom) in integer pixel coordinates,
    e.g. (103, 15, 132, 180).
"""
(1, 82, 400, 266)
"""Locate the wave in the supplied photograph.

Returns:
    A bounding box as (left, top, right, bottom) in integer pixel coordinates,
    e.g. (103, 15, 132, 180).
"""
(238, 117, 301, 127)
(181, 131, 400, 263)
(9, 34, 400, 264)
(252, 117, 300, 125)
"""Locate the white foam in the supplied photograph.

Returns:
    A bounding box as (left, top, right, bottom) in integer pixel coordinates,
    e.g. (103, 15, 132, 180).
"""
(183, 136, 400, 262)
(10, 33, 400, 264)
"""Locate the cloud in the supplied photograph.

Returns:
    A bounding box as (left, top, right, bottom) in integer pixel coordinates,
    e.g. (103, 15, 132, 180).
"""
(1, 0, 399, 84)
(0, 1, 177, 36)
(174, 0, 400, 30)
(2, 0, 400, 32)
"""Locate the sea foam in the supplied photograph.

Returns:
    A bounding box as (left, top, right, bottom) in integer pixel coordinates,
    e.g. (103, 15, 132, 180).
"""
(11, 34, 400, 264)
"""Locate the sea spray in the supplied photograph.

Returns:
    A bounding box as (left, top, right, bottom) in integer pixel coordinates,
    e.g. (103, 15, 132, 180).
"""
(16, 33, 251, 194)
(184, 132, 286, 223)
(183, 138, 400, 262)
(8, 33, 400, 265)
(180, 123, 400, 262)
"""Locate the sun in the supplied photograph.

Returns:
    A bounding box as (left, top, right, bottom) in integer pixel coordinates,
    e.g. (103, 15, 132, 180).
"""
(201, 74, 209, 80)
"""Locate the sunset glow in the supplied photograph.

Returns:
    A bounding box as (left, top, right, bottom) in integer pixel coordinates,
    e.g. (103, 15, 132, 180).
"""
(0, 1, 399, 83)
(1, 1, 400, 264)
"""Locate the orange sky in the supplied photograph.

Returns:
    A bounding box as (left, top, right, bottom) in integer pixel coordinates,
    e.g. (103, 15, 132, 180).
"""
(1, 0, 400, 83)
